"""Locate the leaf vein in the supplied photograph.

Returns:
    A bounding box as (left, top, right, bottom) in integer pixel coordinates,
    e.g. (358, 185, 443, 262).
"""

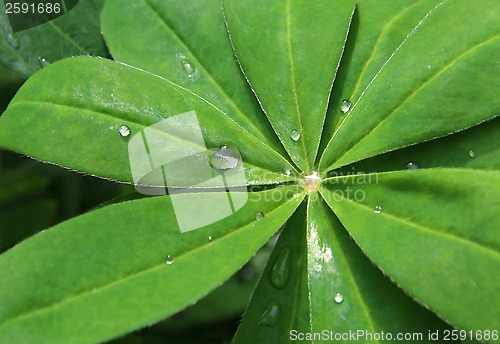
(331, 33, 500, 168)
(0, 195, 304, 330)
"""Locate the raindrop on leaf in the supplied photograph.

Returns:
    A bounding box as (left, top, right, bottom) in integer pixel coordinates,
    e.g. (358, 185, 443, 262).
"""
(405, 162, 419, 170)
(258, 302, 280, 326)
(269, 246, 292, 289)
(334, 292, 344, 304)
(181, 58, 197, 78)
(165, 255, 174, 265)
(290, 130, 301, 141)
(118, 125, 131, 137)
(340, 99, 352, 113)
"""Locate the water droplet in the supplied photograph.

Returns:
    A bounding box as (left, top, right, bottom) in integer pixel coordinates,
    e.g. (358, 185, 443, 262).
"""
(269, 246, 291, 289)
(118, 125, 131, 137)
(334, 292, 344, 304)
(258, 302, 280, 326)
(181, 58, 197, 78)
(405, 162, 419, 170)
(165, 255, 174, 265)
(284, 168, 292, 176)
(374, 205, 382, 214)
(208, 236, 212, 241)
(290, 130, 301, 141)
(256, 212, 264, 221)
(209, 145, 240, 170)
(38, 57, 50, 68)
(340, 99, 352, 113)
(6, 33, 19, 49)
(469, 150, 476, 158)
(427, 65, 432, 69)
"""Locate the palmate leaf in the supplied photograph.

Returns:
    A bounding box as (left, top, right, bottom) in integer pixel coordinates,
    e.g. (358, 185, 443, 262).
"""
(0, 188, 303, 343)
(101, 0, 286, 158)
(0, 0, 498, 342)
(0, 0, 107, 78)
(319, 0, 443, 156)
(335, 117, 500, 174)
(0, 57, 294, 186)
(231, 0, 499, 341)
(319, 0, 500, 171)
(223, 0, 355, 172)
(235, 199, 455, 344)
(321, 169, 500, 331)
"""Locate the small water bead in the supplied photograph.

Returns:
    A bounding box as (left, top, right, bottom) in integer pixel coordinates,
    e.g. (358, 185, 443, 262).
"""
(208, 236, 212, 241)
(269, 246, 292, 289)
(38, 57, 50, 68)
(6, 33, 20, 49)
(165, 255, 174, 265)
(210, 145, 240, 170)
(469, 150, 476, 158)
(405, 162, 419, 170)
(340, 99, 352, 113)
(284, 168, 292, 176)
(256, 212, 264, 221)
(427, 65, 432, 69)
(290, 130, 301, 141)
(258, 302, 280, 326)
(118, 125, 131, 137)
(334, 292, 344, 304)
(374, 205, 382, 214)
(181, 58, 197, 78)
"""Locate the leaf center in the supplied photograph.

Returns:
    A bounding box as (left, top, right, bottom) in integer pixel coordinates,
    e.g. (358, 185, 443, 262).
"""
(300, 171, 322, 194)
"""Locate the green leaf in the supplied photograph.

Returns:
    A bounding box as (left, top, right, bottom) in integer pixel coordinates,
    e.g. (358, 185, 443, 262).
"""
(236, 197, 456, 343)
(0, 57, 295, 186)
(223, 0, 355, 172)
(319, 0, 441, 156)
(336, 117, 500, 174)
(320, 0, 500, 171)
(101, 0, 285, 157)
(321, 169, 500, 331)
(0, 0, 107, 78)
(0, 187, 304, 343)
(234, 202, 311, 343)
(167, 273, 257, 327)
(306, 197, 456, 341)
(1, 0, 498, 342)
